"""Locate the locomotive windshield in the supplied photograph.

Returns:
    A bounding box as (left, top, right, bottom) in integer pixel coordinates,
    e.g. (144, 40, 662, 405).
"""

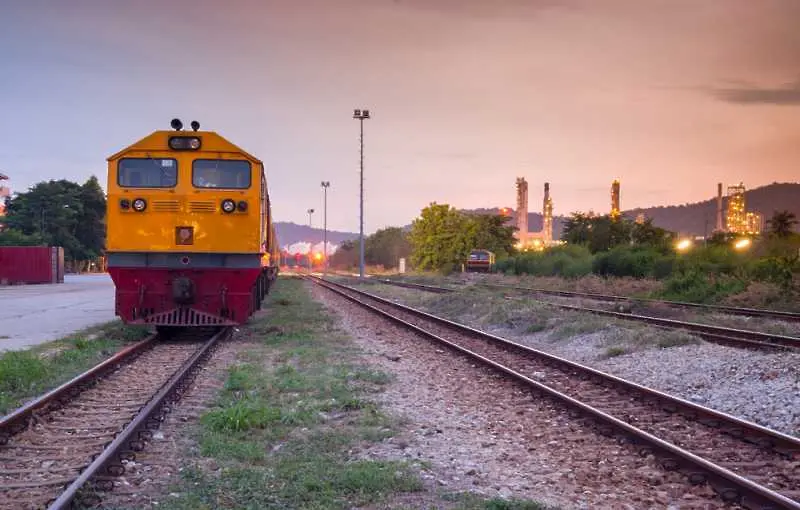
(192, 159, 251, 189)
(118, 158, 177, 188)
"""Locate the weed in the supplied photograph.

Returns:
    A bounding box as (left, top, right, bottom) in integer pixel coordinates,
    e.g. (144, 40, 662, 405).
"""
(525, 322, 548, 333)
(550, 315, 606, 340)
(0, 321, 148, 413)
(202, 400, 282, 432)
(656, 331, 698, 348)
(604, 346, 628, 357)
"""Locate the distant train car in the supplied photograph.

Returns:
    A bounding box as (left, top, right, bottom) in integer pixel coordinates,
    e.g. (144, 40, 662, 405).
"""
(464, 249, 496, 273)
(106, 119, 279, 328)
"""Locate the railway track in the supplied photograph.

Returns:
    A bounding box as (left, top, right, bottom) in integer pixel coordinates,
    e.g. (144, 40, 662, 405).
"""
(371, 278, 800, 352)
(308, 275, 800, 509)
(468, 281, 800, 323)
(0, 327, 229, 510)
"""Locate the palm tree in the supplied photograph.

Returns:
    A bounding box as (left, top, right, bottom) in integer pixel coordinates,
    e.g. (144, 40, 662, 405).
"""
(767, 210, 798, 238)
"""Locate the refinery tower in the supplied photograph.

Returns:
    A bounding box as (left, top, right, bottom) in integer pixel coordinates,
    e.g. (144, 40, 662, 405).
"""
(514, 177, 553, 248)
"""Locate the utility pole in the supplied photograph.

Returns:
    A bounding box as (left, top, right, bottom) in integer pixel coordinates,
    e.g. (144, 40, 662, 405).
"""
(321, 181, 330, 276)
(353, 108, 370, 279)
(307, 208, 315, 271)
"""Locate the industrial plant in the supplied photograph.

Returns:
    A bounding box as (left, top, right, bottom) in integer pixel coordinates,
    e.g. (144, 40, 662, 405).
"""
(716, 181, 763, 235)
(512, 177, 555, 249)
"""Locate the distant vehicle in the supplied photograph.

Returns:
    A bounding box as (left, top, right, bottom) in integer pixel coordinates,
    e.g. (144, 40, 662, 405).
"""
(464, 249, 496, 273)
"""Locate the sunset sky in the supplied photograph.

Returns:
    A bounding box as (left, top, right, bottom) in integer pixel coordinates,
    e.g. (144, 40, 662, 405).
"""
(1, 0, 798, 233)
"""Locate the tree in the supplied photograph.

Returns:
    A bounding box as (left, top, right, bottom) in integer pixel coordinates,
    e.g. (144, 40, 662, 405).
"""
(462, 214, 517, 259)
(328, 240, 359, 270)
(365, 227, 411, 269)
(3, 177, 106, 265)
(409, 203, 467, 271)
(767, 210, 798, 238)
(409, 203, 516, 271)
(0, 229, 43, 246)
(561, 212, 593, 246)
(631, 218, 674, 250)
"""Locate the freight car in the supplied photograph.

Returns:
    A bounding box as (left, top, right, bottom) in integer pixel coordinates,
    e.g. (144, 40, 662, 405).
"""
(106, 119, 279, 328)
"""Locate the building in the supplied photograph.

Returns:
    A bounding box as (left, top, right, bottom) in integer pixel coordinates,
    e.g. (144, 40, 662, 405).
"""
(0, 173, 9, 221)
(745, 212, 764, 235)
(726, 183, 747, 234)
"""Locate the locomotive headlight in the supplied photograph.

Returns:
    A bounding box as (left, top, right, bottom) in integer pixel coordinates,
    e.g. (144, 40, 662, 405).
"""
(120, 199, 131, 210)
(221, 199, 236, 213)
(168, 136, 202, 150)
(132, 198, 147, 212)
(237, 200, 248, 212)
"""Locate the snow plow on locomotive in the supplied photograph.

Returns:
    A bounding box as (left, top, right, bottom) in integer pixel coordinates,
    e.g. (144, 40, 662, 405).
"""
(106, 119, 279, 328)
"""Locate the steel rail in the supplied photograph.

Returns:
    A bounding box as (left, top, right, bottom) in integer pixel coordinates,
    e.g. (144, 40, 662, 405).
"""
(375, 278, 454, 293)
(371, 278, 800, 351)
(308, 276, 800, 510)
(475, 282, 800, 322)
(0, 335, 157, 443)
(46, 327, 230, 510)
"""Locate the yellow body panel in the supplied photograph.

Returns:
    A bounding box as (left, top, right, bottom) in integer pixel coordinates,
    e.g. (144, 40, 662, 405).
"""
(106, 130, 273, 259)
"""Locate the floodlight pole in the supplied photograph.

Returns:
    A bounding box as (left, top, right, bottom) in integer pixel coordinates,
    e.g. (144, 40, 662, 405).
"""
(321, 181, 330, 276)
(353, 108, 370, 279)
(307, 208, 314, 271)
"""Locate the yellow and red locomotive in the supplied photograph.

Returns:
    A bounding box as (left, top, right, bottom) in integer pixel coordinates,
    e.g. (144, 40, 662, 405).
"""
(106, 119, 279, 328)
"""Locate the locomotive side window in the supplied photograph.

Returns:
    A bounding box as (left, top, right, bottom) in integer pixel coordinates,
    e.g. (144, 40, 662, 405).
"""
(118, 158, 178, 188)
(192, 160, 251, 189)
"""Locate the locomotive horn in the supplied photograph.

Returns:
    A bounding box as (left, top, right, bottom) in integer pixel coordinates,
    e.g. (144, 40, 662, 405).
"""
(170, 118, 183, 131)
(191, 120, 200, 131)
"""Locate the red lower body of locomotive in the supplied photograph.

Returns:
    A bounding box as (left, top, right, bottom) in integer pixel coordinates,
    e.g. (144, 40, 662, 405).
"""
(108, 266, 274, 327)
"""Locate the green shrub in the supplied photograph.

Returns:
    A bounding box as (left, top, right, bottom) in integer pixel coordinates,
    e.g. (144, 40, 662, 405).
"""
(202, 400, 282, 432)
(660, 270, 747, 303)
(496, 245, 592, 278)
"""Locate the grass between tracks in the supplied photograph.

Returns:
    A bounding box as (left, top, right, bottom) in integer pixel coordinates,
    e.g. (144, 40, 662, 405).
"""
(0, 321, 151, 414)
(153, 277, 549, 510)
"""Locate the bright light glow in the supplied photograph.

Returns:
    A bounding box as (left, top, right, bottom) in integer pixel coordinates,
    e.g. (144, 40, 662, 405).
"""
(675, 238, 692, 252)
(313, 252, 323, 261)
(733, 238, 752, 251)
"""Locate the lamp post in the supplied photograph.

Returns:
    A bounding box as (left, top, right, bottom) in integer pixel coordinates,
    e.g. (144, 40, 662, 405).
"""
(353, 108, 370, 279)
(321, 181, 330, 275)
(307, 208, 315, 271)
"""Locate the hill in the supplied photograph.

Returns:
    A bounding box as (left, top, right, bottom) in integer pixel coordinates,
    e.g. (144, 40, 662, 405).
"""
(274, 221, 358, 248)
(625, 182, 800, 236)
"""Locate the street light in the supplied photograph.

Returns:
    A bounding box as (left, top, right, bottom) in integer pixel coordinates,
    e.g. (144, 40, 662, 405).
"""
(321, 181, 330, 275)
(675, 238, 692, 252)
(307, 208, 315, 271)
(353, 108, 370, 279)
(733, 237, 751, 251)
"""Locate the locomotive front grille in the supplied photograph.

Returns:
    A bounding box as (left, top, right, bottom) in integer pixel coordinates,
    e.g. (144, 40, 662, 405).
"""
(153, 200, 181, 212)
(139, 306, 233, 326)
(189, 201, 216, 213)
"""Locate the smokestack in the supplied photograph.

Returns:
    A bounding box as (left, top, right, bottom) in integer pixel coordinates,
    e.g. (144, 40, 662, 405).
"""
(715, 182, 723, 232)
(610, 179, 621, 220)
(515, 177, 528, 246)
(543, 182, 553, 244)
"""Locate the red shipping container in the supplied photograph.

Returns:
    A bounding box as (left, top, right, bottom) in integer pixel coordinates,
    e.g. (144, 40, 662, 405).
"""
(0, 246, 65, 285)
